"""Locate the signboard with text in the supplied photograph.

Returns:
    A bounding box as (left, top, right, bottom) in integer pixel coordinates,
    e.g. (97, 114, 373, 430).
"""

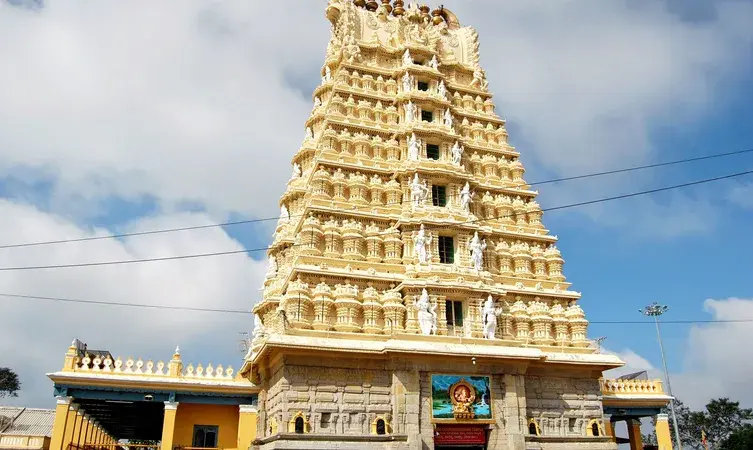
(434, 425, 487, 445)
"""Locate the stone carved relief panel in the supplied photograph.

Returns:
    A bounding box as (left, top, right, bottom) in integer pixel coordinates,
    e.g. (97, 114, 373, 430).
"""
(525, 376, 604, 437)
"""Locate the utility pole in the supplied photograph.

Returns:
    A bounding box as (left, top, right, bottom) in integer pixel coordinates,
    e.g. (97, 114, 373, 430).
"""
(639, 302, 682, 450)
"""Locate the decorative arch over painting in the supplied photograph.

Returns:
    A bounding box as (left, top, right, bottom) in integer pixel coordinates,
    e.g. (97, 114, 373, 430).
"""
(586, 418, 605, 437)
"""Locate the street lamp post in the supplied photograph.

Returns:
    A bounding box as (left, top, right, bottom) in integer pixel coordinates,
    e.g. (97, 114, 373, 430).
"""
(639, 302, 683, 450)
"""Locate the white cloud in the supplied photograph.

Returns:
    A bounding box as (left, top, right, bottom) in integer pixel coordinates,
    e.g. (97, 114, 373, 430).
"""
(672, 298, 753, 410)
(727, 182, 753, 209)
(603, 298, 753, 412)
(0, 0, 751, 233)
(0, 199, 266, 407)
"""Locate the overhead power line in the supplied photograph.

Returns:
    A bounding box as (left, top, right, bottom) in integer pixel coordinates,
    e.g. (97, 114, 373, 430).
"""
(0, 292, 751, 325)
(0, 147, 751, 251)
(0, 168, 749, 272)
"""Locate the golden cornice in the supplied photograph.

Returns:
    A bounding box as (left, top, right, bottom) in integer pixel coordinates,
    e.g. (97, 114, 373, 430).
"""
(248, 332, 619, 369)
(325, 116, 400, 135)
(47, 372, 257, 395)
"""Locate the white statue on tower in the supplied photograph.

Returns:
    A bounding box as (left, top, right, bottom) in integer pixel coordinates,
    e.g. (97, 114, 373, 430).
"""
(279, 204, 290, 223)
(405, 101, 417, 123)
(291, 162, 302, 180)
(313, 96, 322, 109)
(443, 109, 454, 128)
(469, 231, 487, 271)
(413, 224, 432, 265)
(437, 80, 447, 98)
(429, 55, 439, 70)
(460, 182, 475, 212)
(451, 141, 464, 166)
(403, 49, 412, 66)
(322, 66, 331, 84)
(481, 294, 498, 339)
(407, 133, 421, 161)
(265, 255, 277, 279)
(305, 127, 314, 141)
(402, 71, 413, 93)
(415, 288, 437, 335)
(410, 174, 429, 209)
(252, 313, 266, 340)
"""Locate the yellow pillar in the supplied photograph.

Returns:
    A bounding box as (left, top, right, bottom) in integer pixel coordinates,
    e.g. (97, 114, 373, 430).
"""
(627, 418, 643, 450)
(603, 415, 616, 443)
(63, 404, 79, 450)
(81, 416, 89, 447)
(655, 413, 673, 450)
(237, 405, 258, 450)
(50, 397, 72, 450)
(161, 402, 179, 450)
(73, 410, 85, 448)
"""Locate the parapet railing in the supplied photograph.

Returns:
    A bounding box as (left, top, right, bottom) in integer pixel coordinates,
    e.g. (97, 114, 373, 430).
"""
(600, 378, 665, 395)
(74, 355, 235, 380)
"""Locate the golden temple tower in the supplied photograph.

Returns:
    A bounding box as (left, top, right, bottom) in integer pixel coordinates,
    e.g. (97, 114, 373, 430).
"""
(243, 2, 623, 449)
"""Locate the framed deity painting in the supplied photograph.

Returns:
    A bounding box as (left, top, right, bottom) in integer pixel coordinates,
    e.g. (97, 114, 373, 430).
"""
(430, 374, 493, 423)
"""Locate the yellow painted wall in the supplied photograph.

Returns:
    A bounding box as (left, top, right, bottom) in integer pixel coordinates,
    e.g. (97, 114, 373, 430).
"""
(173, 404, 239, 450)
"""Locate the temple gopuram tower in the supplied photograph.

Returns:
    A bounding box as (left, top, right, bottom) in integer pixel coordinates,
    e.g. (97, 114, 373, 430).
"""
(242, 1, 624, 449)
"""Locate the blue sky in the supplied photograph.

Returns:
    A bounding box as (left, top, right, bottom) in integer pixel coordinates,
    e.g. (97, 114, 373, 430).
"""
(0, 1, 752, 430)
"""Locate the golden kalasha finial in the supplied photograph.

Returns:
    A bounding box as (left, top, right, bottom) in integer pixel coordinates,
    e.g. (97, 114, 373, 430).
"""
(354, 0, 366, 7)
(419, 4, 431, 17)
(431, 7, 445, 25)
(381, 0, 392, 14)
(392, 0, 405, 16)
(366, 0, 378, 11)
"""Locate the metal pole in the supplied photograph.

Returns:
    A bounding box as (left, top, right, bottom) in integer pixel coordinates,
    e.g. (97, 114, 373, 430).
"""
(654, 315, 683, 450)
(640, 302, 683, 450)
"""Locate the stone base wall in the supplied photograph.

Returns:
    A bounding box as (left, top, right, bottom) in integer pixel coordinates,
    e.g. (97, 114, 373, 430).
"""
(252, 354, 617, 450)
(525, 376, 607, 439)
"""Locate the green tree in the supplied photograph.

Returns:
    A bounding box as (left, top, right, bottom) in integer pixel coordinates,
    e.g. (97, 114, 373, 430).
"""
(720, 424, 753, 449)
(643, 398, 752, 449)
(704, 398, 753, 445)
(0, 367, 21, 398)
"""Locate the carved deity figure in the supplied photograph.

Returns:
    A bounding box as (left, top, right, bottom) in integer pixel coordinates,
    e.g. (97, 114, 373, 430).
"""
(460, 182, 474, 212)
(404, 101, 417, 123)
(343, 35, 362, 63)
(443, 109, 454, 128)
(322, 66, 332, 84)
(403, 49, 412, 66)
(265, 255, 277, 279)
(469, 231, 487, 271)
(407, 133, 421, 162)
(305, 127, 314, 141)
(451, 141, 464, 166)
(279, 204, 290, 223)
(410, 174, 429, 209)
(314, 96, 322, 109)
(481, 295, 498, 339)
(402, 71, 413, 93)
(438, 80, 447, 98)
(429, 55, 439, 70)
(252, 313, 266, 339)
(415, 288, 437, 335)
(471, 65, 489, 90)
(291, 163, 302, 180)
(413, 224, 432, 265)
